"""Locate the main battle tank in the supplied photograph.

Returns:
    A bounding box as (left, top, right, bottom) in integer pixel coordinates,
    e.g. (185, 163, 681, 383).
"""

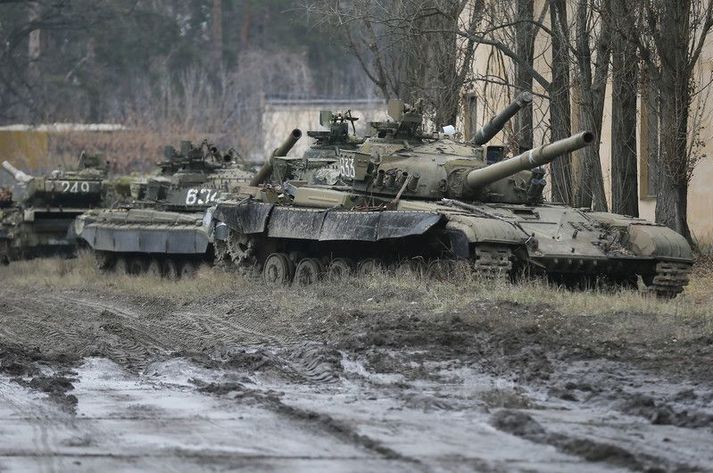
(75, 140, 254, 277)
(212, 97, 693, 297)
(0, 187, 14, 264)
(0, 153, 112, 262)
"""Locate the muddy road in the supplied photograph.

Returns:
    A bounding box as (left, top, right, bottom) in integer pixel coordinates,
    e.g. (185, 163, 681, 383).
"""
(1, 282, 713, 472)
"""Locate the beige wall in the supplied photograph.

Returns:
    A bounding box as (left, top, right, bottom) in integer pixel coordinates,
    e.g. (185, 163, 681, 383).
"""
(462, 1, 713, 242)
(261, 100, 388, 160)
(0, 125, 230, 188)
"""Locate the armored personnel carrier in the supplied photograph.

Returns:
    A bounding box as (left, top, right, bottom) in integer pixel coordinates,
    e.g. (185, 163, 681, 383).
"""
(0, 153, 111, 262)
(75, 140, 254, 277)
(211, 96, 693, 297)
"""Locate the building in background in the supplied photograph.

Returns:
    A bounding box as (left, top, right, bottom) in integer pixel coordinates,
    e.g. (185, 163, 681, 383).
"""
(0, 124, 230, 187)
(261, 98, 387, 160)
(459, 1, 713, 241)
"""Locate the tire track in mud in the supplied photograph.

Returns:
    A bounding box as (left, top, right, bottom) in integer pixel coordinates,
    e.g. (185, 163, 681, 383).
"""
(0, 378, 85, 473)
(489, 409, 702, 472)
(196, 379, 425, 470)
(1, 289, 325, 378)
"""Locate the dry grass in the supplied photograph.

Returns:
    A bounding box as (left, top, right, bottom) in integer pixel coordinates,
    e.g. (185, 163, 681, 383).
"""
(0, 252, 241, 299)
(1, 253, 711, 325)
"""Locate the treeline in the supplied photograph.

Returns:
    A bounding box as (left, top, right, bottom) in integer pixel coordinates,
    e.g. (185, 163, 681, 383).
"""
(0, 0, 374, 155)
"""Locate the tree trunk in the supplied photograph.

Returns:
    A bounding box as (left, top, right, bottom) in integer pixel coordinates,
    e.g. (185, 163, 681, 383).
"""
(610, 0, 638, 217)
(431, 9, 460, 127)
(211, 0, 223, 67)
(573, 0, 609, 211)
(653, 0, 693, 242)
(27, 3, 41, 84)
(548, 0, 573, 204)
(514, 0, 534, 151)
(656, 68, 692, 241)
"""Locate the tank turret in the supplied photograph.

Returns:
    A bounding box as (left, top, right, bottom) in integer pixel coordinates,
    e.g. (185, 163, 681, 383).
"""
(471, 92, 533, 145)
(131, 139, 253, 210)
(250, 129, 302, 186)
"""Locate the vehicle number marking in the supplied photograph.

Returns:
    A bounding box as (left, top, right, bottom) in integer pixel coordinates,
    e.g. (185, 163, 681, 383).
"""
(338, 156, 355, 178)
(186, 188, 218, 205)
(59, 181, 91, 193)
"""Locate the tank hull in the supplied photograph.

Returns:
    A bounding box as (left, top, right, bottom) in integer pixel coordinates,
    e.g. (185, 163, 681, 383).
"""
(212, 198, 693, 296)
(75, 208, 214, 277)
(0, 207, 85, 262)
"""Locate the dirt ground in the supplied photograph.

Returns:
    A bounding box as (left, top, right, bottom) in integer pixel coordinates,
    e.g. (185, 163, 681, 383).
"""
(1, 258, 713, 472)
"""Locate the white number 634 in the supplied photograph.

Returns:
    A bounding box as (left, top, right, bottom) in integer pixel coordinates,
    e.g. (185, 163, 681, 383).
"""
(186, 188, 217, 205)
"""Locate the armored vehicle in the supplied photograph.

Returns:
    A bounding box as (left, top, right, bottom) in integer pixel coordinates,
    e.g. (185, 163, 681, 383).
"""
(75, 140, 254, 277)
(0, 187, 13, 264)
(1, 153, 111, 262)
(211, 96, 693, 297)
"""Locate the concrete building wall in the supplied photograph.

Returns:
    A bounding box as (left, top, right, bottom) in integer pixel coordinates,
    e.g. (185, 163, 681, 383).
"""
(461, 1, 713, 242)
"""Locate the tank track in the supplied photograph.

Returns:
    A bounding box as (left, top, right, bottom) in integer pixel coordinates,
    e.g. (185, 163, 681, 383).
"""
(473, 245, 513, 278)
(650, 261, 691, 299)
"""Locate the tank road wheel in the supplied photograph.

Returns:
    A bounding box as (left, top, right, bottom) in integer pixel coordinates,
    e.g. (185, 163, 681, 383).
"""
(0, 241, 8, 266)
(293, 258, 323, 286)
(164, 259, 180, 280)
(263, 253, 293, 286)
(114, 256, 130, 276)
(427, 259, 455, 281)
(146, 258, 163, 278)
(396, 257, 427, 278)
(94, 251, 114, 271)
(327, 258, 354, 281)
(357, 258, 382, 276)
(127, 257, 146, 275)
(179, 261, 197, 279)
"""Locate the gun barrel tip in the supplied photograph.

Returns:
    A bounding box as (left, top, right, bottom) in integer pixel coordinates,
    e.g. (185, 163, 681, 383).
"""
(291, 129, 303, 139)
(581, 131, 595, 144)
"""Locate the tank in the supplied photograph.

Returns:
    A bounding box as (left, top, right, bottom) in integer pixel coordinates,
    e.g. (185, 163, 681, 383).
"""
(0, 153, 112, 261)
(0, 187, 14, 264)
(210, 98, 693, 297)
(248, 110, 365, 190)
(74, 140, 254, 277)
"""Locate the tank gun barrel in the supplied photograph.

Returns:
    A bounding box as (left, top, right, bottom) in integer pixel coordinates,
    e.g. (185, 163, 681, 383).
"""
(2, 161, 33, 184)
(465, 131, 595, 190)
(472, 92, 533, 145)
(250, 129, 302, 186)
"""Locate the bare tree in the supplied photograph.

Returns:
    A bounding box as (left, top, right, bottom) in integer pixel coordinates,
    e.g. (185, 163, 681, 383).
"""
(609, 0, 639, 216)
(548, 0, 574, 204)
(572, 0, 610, 211)
(305, 0, 482, 127)
(211, 0, 223, 67)
(623, 0, 713, 242)
(514, 0, 535, 150)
